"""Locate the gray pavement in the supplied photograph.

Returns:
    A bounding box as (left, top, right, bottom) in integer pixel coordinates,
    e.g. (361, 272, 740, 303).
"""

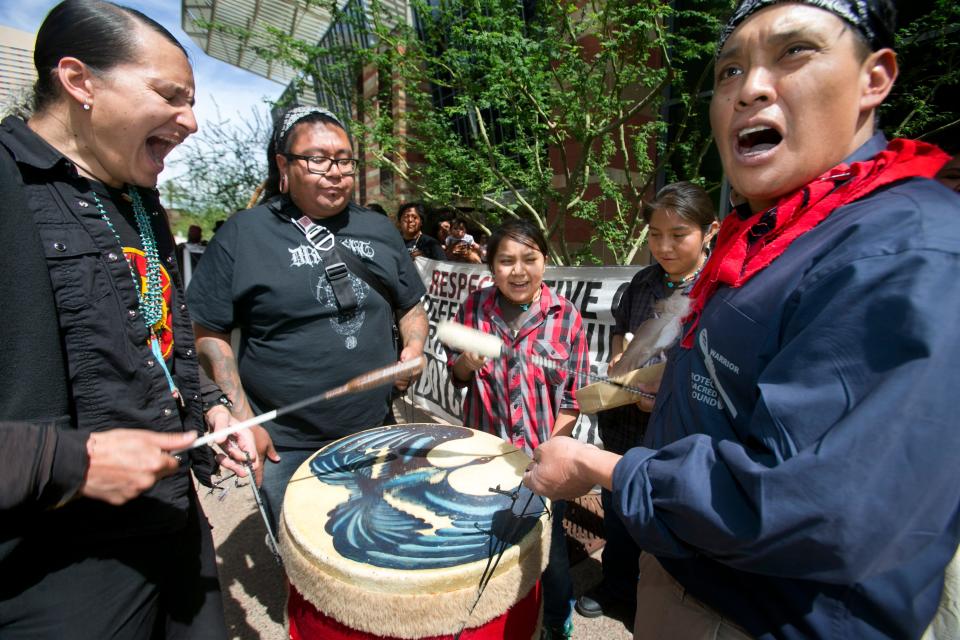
(201, 398, 633, 640)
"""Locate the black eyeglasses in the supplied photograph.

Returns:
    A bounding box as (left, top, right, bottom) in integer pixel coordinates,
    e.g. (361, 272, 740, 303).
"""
(283, 153, 358, 176)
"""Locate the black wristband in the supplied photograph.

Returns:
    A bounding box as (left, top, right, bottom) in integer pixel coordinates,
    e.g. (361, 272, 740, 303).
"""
(202, 394, 234, 413)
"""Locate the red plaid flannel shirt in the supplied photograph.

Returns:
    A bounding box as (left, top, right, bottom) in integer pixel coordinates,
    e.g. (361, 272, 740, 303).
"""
(446, 284, 589, 456)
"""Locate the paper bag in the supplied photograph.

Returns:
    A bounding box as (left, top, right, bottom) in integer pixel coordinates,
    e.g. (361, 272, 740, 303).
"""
(576, 362, 665, 414)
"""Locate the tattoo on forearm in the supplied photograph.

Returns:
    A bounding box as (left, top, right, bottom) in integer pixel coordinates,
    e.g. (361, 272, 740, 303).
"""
(196, 336, 254, 420)
(398, 303, 428, 347)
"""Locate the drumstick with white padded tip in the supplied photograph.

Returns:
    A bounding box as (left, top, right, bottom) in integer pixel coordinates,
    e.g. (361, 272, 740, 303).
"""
(172, 356, 426, 455)
(436, 321, 656, 400)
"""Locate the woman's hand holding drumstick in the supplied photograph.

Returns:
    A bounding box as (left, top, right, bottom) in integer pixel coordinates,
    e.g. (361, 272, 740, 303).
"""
(81, 430, 197, 506)
(452, 351, 487, 382)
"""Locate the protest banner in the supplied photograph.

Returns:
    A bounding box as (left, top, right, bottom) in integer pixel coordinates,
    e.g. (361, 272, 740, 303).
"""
(409, 258, 643, 442)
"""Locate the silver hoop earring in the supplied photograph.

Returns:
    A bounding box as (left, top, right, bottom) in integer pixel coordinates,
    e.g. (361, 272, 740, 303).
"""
(279, 174, 288, 194)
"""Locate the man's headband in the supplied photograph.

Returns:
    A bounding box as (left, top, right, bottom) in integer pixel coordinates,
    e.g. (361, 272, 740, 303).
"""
(717, 0, 896, 56)
(273, 106, 347, 149)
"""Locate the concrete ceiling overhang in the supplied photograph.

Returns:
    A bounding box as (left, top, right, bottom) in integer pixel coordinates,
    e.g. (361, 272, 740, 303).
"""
(182, 0, 334, 84)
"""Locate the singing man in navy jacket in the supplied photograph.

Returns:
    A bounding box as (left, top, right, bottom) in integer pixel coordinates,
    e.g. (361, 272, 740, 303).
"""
(524, 1, 960, 638)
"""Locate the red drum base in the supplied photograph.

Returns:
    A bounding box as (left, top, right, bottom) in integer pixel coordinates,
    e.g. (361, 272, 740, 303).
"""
(288, 580, 542, 640)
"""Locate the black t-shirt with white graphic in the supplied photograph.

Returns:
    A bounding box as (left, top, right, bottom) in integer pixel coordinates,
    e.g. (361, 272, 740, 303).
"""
(187, 200, 425, 448)
(404, 232, 446, 260)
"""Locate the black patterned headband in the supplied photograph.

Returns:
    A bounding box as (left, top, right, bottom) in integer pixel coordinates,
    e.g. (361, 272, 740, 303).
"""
(717, 0, 896, 56)
(273, 106, 347, 149)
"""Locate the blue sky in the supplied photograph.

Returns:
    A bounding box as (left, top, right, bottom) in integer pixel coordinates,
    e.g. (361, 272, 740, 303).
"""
(0, 0, 282, 181)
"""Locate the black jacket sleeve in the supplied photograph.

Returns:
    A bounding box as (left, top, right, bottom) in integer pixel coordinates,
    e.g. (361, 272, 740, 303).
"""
(0, 421, 89, 512)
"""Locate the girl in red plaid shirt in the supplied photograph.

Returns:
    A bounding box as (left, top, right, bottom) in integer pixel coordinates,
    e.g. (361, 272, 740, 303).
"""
(447, 219, 589, 640)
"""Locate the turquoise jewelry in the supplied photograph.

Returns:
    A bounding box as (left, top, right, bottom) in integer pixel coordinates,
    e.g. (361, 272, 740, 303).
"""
(664, 272, 689, 289)
(665, 259, 706, 290)
(94, 187, 179, 398)
(500, 289, 541, 312)
(95, 188, 163, 326)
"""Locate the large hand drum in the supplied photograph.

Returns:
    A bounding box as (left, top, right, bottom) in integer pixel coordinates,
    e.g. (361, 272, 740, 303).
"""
(280, 424, 551, 640)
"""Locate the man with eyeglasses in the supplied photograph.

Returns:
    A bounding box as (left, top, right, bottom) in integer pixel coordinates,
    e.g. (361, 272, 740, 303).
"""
(187, 107, 428, 533)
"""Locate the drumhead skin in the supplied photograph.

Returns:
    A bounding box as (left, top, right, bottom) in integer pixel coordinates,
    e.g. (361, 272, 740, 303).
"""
(280, 424, 551, 639)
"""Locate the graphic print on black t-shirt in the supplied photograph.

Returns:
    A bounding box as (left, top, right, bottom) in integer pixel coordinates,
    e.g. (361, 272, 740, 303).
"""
(287, 235, 374, 351)
(187, 202, 429, 447)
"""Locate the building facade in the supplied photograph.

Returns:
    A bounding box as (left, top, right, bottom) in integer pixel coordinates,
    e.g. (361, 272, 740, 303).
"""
(0, 26, 37, 113)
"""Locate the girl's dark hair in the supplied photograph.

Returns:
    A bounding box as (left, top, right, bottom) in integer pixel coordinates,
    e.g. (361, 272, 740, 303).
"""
(261, 108, 351, 203)
(485, 219, 549, 269)
(643, 181, 716, 229)
(33, 0, 188, 114)
(431, 211, 455, 237)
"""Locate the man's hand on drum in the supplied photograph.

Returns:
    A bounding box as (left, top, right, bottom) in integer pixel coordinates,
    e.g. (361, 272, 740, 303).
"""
(79, 429, 197, 505)
(205, 406, 278, 486)
(522, 436, 621, 501)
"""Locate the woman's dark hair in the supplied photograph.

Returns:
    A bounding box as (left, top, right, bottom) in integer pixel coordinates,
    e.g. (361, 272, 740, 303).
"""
(431, 210, 455, 237)
(33, 0, 188, 114)
(485, 219, 549, 269)
(642, 181, 716, 230)
(397, 202, 426, 221)
(261, 107, 351, 203)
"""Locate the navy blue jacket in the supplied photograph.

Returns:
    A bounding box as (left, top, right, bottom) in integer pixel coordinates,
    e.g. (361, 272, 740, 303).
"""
(612, 134, 960, 638)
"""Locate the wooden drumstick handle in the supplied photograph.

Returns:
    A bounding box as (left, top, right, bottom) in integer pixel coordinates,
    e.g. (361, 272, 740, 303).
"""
(317, 355, 425, 401)
(175, 356, 425, 453)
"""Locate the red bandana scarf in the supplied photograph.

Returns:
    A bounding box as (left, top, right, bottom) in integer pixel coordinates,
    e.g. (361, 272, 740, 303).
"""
(681, 138, 950, 349)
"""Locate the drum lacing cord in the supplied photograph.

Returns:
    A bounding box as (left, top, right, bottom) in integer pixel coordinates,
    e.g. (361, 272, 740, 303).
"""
(453, 480, 551, 640)
(399, 386, 417, 424)
(244, 451, 283, 565)
(205, 455, 282, 564)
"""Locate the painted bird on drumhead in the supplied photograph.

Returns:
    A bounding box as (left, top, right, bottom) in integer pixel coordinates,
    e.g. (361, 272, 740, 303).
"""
(309, 425, 544, 570)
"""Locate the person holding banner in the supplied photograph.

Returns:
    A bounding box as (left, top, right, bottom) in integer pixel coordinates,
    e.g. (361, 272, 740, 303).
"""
(398, 202, 446, 260)
(445, 217, 484, 263)
(447, 219, 589, 640)
(576, 181, 718, 622)
(524, 1, 960, 638)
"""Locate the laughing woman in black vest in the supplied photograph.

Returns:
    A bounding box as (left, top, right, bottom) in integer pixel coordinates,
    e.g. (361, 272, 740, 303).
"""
(0, 1, 256, 637)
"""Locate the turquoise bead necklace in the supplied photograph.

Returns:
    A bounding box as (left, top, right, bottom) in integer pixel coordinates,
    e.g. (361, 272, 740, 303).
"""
(664, 257, 707, 290)
(93, 186, 179, 398)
